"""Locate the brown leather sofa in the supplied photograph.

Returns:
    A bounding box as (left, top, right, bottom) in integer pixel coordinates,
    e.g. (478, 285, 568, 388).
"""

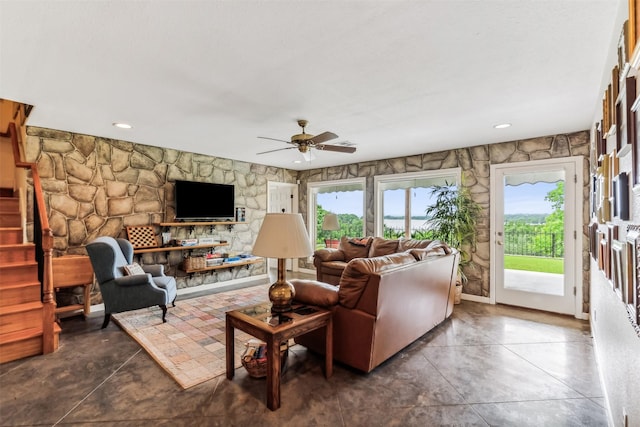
(292, 238, 459, 373)
(314, 236, 440, 285)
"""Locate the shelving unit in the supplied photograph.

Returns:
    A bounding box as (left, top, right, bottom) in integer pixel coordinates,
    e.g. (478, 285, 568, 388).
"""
(182, 258, 262, 274)
(158, 221, 243, 232)
(133, 243, 227, 254)
(132, 220, 259, 275)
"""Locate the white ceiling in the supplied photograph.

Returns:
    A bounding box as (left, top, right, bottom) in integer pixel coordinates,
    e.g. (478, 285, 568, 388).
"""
(0, 1, 623, 171)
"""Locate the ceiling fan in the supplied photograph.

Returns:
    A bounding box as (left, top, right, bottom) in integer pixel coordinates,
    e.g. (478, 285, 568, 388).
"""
(257, 119, 356, 161)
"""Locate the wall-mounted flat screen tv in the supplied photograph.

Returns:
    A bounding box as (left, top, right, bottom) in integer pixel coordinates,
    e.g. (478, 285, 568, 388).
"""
(174, 180, 235, 220)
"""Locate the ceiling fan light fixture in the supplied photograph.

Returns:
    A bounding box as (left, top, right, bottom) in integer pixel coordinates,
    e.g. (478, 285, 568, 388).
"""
(493, 123, 511, 129)
(112, 122, 133, 129)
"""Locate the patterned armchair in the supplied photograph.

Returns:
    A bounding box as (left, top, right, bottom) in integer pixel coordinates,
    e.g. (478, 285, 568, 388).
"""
(86, 236, 177, 328)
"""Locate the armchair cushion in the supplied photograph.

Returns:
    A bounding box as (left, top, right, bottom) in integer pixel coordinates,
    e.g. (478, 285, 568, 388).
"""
(339, 236, 372, 261)
(114, 274, 154, 286)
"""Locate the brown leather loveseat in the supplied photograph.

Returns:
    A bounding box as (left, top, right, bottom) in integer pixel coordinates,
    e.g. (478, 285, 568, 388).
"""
(292, 237, 459, 373)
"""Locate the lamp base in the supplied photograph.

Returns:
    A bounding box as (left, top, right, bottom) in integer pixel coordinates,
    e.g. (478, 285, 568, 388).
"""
(269, 279, 295, 314)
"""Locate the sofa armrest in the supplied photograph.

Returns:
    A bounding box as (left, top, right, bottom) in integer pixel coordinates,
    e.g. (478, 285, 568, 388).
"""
(314, 248, 346, 262)
(291, 279, 339, 307)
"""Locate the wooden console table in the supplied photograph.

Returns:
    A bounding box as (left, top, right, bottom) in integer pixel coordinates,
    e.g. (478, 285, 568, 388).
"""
(225, 302, 332, 410)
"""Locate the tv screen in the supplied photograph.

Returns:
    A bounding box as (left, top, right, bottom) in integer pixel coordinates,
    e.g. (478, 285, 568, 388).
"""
(174, 180, 235, 220)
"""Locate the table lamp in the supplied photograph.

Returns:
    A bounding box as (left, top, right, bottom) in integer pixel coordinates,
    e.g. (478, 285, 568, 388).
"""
(252, 213, 313, 313)
(322, 213, 340, 248)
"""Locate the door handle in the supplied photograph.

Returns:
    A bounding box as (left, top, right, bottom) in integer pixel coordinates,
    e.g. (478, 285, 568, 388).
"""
(497, 241, 503, 245)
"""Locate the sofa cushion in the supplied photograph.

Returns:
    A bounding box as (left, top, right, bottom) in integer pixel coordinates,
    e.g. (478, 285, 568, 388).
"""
(398, 238, 431, 252)
(409, 240, 453, 260)
(339, 236, 372, 261)
(338, 252, 416, 308)
(291, 279, 339, 307)
(368, 237, 399, 257)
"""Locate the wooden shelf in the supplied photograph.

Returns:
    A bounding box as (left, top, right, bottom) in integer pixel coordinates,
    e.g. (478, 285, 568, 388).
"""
(134, 243, 227, 254)
(183, 258, 262, 274)
(157, 221, 245, 227)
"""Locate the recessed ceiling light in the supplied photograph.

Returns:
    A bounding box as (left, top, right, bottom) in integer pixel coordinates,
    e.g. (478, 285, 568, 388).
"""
(293, 160, 302, 164)
(493, 123, 511, 129)
(112, 122, 132, 129)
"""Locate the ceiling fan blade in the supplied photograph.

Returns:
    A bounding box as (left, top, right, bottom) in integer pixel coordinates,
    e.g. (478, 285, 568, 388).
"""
(257, 136, 293, 144)
(316, 144, 356, 153)
(256, 147, 297, 155)
(309, 131, 338, 145)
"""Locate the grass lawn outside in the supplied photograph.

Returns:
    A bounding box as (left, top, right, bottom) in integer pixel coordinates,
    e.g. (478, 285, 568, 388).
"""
(504, 255, 564, 274)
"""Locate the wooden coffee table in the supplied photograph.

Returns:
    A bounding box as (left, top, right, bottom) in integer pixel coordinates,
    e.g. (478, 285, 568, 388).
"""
(226, 302, 332, 410)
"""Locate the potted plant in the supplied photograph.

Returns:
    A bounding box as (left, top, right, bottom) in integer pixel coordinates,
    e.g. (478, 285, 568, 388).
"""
(424, 183, 482, 303)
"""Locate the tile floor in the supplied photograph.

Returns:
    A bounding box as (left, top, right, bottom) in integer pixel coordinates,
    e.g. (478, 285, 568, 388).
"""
(0, 287, 608, 426)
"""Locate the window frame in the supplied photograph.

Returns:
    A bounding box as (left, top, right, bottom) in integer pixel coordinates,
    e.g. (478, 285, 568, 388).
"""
(307, 177, 367, 250)
(373, 168, 461, 237)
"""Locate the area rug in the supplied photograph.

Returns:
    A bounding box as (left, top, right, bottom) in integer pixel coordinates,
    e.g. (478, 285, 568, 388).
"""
(112, 284, 270, 389)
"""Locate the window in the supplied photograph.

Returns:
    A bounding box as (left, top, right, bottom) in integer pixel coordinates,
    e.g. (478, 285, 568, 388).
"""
(307, 178, 366, 249)
(374, 169, 460, 238)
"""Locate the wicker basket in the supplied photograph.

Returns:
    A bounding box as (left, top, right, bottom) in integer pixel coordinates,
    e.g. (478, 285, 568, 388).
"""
(241, 343, 288, 378)
(182, 256, 206, 271)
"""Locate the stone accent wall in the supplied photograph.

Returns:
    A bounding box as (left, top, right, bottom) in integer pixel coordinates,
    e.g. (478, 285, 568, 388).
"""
(297, 131, 591, 311)
(24, 126, 295, 298)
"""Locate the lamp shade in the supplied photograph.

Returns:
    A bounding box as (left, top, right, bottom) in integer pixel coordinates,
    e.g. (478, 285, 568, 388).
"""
(252, 213, 313, 258)
(321, 213, 340, 231)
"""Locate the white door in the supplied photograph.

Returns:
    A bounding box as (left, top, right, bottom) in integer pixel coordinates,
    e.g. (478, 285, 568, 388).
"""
(491, 158, 581, 315)
(267, 182, 297, 271)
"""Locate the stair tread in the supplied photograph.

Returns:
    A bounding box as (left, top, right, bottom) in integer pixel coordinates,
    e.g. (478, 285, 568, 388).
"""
(0, 260, 38, 267)
(0, 327, 43, 345)
(0, 281, 40, 289)
(0, 242, 35, 250)
(0, 301, 43, 315)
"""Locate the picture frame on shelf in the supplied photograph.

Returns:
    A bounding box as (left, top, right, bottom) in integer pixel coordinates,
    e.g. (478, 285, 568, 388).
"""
(629, 0, 640, 66)
(589, 222, 599, 261)
(598, 231, 607, 272)
(617, 76, 636, 155)
(618, 20, 630, 76)
(625, 225, 640, 325)
(607, 224, 619, 281)
(612, 239, 626, 298)
(632, 92, 640, 186)
(614, 172, 630, 220)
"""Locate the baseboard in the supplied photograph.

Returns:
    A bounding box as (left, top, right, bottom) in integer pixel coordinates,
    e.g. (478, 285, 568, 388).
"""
(177, 274, 269, 297)
(298, 267, 316, 276)
(460, 293, 492, 304)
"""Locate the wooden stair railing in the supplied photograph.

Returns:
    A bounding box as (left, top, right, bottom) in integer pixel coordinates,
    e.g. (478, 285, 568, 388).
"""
(1, 122, 57, 356)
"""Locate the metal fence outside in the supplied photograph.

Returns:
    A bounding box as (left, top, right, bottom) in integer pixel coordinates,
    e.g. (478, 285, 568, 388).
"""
(383, 225, 563, 258)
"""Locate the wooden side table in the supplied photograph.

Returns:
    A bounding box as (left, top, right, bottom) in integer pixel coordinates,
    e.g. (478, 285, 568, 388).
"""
(226, 303, 332, 411)
(52, 255, 94, 318)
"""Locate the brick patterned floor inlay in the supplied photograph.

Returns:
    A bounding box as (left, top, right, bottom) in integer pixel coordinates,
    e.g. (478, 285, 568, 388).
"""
(112, 284, 269, 389)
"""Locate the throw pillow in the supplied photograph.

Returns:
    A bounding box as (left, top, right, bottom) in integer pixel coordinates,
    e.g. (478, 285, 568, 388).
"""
(368, 237, 399, 257)
(398, 238, 431, 251)
(122, 263, 145, 276)
(339, 236, 372, 261)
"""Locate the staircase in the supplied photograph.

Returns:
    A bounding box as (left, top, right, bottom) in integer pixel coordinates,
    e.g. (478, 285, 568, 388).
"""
(0, 194, 59, 363)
